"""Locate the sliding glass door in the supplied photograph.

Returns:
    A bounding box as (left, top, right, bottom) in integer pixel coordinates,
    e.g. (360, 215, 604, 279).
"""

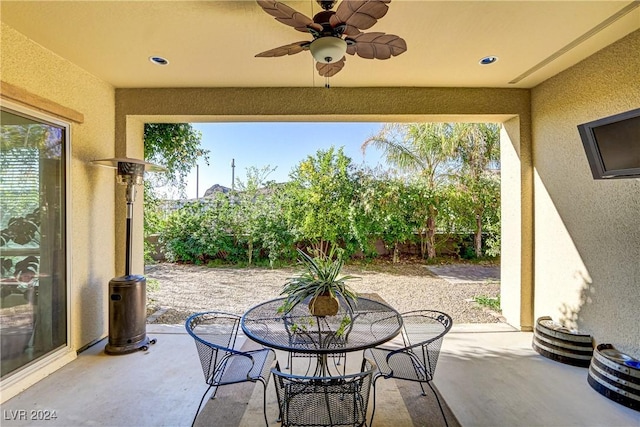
(0, 105, 68, 378)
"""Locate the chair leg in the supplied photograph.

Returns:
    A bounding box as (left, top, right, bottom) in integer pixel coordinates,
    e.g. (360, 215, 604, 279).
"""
(369, 374, 382, 426)
(425, 381, 449, 427)
(419, 382, 427, 396)
(331, 353, 347, 376)
(192, 385, 213, 427)
(210, 384, 221, 400)
(271, 370, 283, 423)
(258, 379, 270, 427)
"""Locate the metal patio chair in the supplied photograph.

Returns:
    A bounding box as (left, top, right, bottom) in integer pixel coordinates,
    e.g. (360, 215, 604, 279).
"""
(365, 310, 453, 427)
(271, 357, 376, 427)
(282, 311, 353, 376)
(185, 311, 276, 426)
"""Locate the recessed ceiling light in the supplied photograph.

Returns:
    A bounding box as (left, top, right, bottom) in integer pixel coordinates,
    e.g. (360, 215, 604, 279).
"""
(479, 56, 498, 65)
(149, 56, 169, 66)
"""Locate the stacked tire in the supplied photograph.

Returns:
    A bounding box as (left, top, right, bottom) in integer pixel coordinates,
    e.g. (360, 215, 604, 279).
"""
(588, 344, 640, 411)
(532, 316, 594, 367)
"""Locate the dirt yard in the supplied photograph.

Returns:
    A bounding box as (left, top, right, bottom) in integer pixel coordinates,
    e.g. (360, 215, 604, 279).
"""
(145, 261, 502, 325)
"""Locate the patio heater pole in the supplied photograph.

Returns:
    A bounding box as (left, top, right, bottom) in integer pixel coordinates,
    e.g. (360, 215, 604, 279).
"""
(92, 157, 164, 355)
(121, 162, 141, 276)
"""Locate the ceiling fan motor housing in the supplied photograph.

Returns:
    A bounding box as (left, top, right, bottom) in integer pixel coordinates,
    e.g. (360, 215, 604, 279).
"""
(317, 0, 337, 10)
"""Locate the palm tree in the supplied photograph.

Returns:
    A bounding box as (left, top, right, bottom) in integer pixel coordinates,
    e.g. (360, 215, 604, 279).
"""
(450, 123, 500, 257)
(362, 123, 457, 259)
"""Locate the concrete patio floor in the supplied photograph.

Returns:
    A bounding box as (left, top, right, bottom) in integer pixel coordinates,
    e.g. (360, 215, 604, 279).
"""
(1, 323, 638, 426)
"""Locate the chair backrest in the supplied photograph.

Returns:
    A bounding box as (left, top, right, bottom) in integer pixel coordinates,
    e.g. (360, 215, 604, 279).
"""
(389, 310, 452, 381)
(185, 311, 245, 385)
(283, 311, 354, 351)
(272, 358, 375, 427)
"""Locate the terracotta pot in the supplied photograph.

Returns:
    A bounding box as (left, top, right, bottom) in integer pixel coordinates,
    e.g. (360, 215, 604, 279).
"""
(308, 293, 339, 316)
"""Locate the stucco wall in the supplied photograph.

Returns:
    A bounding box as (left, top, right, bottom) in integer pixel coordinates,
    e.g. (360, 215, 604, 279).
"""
(1, 23, 116, 353)
(501, 118, 527, 329)
(531, 30, 640, 357)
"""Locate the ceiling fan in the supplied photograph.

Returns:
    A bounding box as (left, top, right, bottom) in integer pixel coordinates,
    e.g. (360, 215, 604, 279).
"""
(255, 0, 407, 78)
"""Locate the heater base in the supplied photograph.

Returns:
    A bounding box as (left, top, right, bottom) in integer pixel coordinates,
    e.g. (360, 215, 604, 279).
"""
(105, 336, 157, 355)
(105, 274, 155, 355)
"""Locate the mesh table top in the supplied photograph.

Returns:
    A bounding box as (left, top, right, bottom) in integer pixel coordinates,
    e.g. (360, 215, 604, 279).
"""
(241, 297, 403, 354)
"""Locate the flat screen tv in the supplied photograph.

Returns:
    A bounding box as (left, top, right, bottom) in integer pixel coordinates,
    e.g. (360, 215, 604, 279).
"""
(577, 108, 640, 179)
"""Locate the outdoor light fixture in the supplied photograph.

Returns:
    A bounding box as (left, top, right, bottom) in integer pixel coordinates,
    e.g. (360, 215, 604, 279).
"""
(479, 56, 499, 65)
(148, 56, 169, 65)
(92, 157, 164, 355)
(310, 36, 347, 64)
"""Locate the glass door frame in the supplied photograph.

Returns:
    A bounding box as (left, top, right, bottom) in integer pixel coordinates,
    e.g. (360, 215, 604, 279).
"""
(0, 99, 73, 387)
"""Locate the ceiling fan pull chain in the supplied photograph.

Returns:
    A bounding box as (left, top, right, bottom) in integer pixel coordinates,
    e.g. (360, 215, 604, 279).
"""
(325, 75, 330, 88)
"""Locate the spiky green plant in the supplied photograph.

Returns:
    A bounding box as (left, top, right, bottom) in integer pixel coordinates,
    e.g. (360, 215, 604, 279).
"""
(279, 247, 359, 314)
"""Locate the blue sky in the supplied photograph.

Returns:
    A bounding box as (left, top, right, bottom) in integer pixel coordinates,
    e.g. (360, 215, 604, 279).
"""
(182, 122, 388, 199)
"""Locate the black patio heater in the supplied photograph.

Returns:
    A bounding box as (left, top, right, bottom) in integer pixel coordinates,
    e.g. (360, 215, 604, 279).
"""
(93, 157, 164, 354)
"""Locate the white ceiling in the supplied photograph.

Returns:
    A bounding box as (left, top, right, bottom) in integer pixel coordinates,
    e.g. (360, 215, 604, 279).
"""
(2, 1, 639, 89)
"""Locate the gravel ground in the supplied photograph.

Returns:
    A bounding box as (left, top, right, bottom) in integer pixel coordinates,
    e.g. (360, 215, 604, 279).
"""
(145, 262, 502, 325)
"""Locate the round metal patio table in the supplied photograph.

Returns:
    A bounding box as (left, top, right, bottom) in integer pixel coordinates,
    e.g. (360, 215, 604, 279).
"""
(241, 296, 403, 375)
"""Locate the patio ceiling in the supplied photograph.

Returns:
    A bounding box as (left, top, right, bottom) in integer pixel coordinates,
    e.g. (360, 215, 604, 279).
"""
(1, 1, 639, 89)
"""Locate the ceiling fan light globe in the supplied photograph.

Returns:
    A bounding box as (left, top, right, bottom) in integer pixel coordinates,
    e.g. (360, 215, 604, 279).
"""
(310, 37, 347, 64)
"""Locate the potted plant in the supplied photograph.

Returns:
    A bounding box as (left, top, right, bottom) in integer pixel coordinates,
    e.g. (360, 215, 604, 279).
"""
(279, 246, 359, 317)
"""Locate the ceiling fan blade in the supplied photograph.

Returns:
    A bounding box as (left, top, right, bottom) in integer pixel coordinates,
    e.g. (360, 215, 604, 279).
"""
(255, 41, 310, 57)
(346, 32, 406, 59)
(316, 57, 346, 77)
(256, 0, 322, 33)
(330, 0, 390, 36)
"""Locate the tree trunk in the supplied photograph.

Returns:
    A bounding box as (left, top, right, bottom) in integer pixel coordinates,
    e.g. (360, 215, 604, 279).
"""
(311, 240, 328, 257)
(426, 208, 437, 259)
(393, 242, 400, 263)
(419, 230, 427, 259)
(474, 213, 483, 258)
(427, 217, 436, 259)
(247, 240, 253, 265)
